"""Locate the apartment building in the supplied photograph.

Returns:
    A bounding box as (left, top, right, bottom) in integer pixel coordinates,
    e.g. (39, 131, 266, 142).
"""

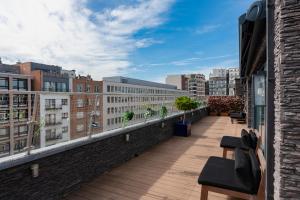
(19, 62, 73, 147)
(103, 76, 188, 131)
(0, 63, 33, 157)
(184, 74, 205, 98)
(70, 75, 103, 139)
(228, 68, 240, 96)
(165, 74, 205, 99)
(208, 69, 228, 96)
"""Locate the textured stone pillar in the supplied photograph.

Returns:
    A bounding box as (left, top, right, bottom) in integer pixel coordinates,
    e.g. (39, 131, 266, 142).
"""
(273, 1, 300, 199)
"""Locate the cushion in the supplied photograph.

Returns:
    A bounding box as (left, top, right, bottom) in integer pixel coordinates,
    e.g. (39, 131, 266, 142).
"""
(249, 149, 261, 192)
(235, 148, 251, 175)
(249, 130, 258, 149)
(220, 136, 249, 150)
(198, 156, 256, 194)
(241, 129, 252, 148)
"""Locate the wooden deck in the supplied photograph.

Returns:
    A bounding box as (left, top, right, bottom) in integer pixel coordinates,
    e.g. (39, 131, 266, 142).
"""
(66, 116, 246, 200)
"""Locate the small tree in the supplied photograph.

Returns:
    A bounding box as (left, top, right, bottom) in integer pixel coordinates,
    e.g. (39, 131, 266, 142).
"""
(175, 96, 199, 123)
(122, 111, 134, 127)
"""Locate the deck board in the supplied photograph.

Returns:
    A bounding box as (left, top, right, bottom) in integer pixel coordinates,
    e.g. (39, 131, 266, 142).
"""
(66, 116, 245, 200)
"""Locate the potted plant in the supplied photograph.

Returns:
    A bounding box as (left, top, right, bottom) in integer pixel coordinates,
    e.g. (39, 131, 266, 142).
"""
(122, 111, 134, 127)
(144, 107, 155, 122)
(160, 106, 168, 128)
(174, 96, 198, 137)
(160, 106, 168, 119)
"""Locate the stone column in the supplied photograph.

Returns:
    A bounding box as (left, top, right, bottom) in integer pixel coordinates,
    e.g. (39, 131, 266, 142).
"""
(273, 0, 300, 199)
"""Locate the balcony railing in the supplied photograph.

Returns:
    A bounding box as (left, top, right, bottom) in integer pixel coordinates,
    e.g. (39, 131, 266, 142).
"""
(0, 90, 206, 160)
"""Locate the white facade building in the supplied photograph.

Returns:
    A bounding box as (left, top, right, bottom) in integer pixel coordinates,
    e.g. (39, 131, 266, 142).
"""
(209, 69, 228, 96)
(185, 74, 206, 98)
(103, 77, 188, 131)
(228, 68, 240, 96)
(39, 93, 70, 147)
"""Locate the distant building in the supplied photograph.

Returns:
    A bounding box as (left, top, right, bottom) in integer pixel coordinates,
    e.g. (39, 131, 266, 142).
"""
(166, 74, 205, 99)
(165, 75, 185, 90)
(0, 63, 33, 157)
(18, 62, 73, 147)
(209, 69, 228, 96)
(70, 75, 103, 139)
(103, 76, 187, 131)
(184, 74, 206, 98)
(228, 68, 240, 95)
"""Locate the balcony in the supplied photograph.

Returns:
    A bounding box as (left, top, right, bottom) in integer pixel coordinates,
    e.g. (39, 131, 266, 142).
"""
(45, 105, 63, 111)
(45, 121, 62, 127)
(65, 116, 244, 200)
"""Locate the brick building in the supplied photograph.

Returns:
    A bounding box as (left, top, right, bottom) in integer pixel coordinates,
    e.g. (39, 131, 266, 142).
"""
(0, 63, 33, 157)
(70, 75, 103, 139)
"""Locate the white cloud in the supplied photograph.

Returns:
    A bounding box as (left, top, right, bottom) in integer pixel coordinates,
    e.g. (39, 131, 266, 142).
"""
(195, 24, 220, 34)
(0, 0, 174, 78)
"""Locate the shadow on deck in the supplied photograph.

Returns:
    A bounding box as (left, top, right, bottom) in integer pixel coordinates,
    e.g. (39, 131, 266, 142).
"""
(66, 116, 246, 200)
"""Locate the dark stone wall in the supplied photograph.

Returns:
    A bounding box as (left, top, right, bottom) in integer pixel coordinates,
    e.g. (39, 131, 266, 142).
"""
(273, 1, 300, 199)
(0, 108, 208, 200)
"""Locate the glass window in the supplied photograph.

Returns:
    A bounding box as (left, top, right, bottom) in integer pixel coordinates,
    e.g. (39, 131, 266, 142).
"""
(0, 78, 8, 89)
(62, 126, 68, 133)
(62, 99, 68, 105)
(0, 127, 9, 138)
(253, 72, 266, 151)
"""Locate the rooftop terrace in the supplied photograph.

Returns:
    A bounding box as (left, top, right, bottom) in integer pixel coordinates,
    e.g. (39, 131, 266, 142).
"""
(66, 116, 245, 200)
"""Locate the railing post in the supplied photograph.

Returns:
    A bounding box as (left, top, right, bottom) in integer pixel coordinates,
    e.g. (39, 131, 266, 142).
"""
(27, 93, 38, 155)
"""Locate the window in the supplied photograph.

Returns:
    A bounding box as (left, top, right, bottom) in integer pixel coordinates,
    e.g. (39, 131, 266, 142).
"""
(0, 142, 9, 155)
(76, 84, 83, 92)
(14, 139, 27, 151)
(107, 119, 110, 126)
(46, 129, 61, 141)
(0, 78, 8, 89)
(62, 99, 68, 105)
(45, 114, 56, 125)
(0, 111, 9, 121)
(14, 125, 28, 135)
(13, 79, 27, 90)
(0, 95, 9, 107)
(107, 108, 110, 114)
(62, 113, 68, 119)
(107, 85, 110, 92)
(77, 99, 84, 107)
(95, 85, 100, 93)
(76, 124, 84, 132)
(0, 127, 9, 139)
(86, 84, 90, 92)
(45, 99, 56, 109)
(62, 126, 68, 133)
(76, 112, 84, 119)
(107, 96, 110, 103)
(44, 82, 55, 91)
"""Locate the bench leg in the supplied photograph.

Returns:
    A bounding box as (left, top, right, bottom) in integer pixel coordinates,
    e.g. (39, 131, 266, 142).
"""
(201, 186, 208, 200)
(222, 148, 227, 158)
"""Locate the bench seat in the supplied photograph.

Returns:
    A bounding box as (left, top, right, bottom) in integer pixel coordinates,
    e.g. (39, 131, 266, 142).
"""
(198, 156, 256, 194)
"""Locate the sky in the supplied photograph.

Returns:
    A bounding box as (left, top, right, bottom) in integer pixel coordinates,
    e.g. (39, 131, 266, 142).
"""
(0, 0, 253, 83)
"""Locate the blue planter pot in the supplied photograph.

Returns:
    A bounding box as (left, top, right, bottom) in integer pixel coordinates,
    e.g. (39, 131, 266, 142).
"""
(174, 121, 191, 137)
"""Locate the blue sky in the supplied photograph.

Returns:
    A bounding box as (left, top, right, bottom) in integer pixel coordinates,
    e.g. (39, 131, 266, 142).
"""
(1, 0, 253, 82)
(87, 0, 253, 82)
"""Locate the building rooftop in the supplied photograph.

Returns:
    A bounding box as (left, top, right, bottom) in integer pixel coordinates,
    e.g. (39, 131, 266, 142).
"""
(103, 76, 178, 90)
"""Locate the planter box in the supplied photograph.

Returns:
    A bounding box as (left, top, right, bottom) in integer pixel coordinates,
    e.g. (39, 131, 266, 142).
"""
(220, 112, 229, 116)
(174, 121, 191, 137)
(209, 112, 218, 116)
